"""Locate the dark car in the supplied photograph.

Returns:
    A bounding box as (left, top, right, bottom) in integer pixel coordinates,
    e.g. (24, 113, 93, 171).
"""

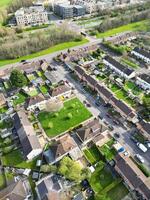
(108, 125, 114, 131)
(20, 59, 26, 63)
(87, 103, 91, 107)
(130, 136, 138, 143)
(113, 120, 120, 125)
(114, 133, 120, 138)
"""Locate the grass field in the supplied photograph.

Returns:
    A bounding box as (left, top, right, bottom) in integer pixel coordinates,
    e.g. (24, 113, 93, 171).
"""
(1, 149, 37, 169)
(0, 0, 12, 8)
(0, 39, 88, 67)
(38, 98, 92, 137)
(96, 20, 149, 38)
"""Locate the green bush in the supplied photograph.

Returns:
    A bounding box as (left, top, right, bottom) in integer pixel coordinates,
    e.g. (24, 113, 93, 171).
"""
(138, 164, 150, 177)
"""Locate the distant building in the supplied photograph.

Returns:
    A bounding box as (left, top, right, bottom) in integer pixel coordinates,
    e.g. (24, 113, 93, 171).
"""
(103, 56, 136, 79)
(54, 4, 74, 19)
(73, 5, 86, 17)
(136, 74, 150, 91)
(131, 47, 150, 64)
(15, 5, 49, 26)
(14, 110, 42, 160)
(0, 180, 31, 200)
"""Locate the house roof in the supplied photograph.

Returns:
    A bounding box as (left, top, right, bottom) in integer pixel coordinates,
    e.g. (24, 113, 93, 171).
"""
(0, 180, 27, 200)
(76, 119, 107, 142)
(133, 47, 150, 59)
(96, 84, 113, 99)
(138, 120, 150, 135)
(75, 65, 85, 76)
(0, 93, 6, 106)
(36, 175, 62, 200)
(26, 94, 45, 107)
(50, 84, 70, 97)
(115, 154, 150, 199)
(104, 56, 134, 76)
(44, 71, 57, 84)
(14, 110, 41, 158)
(139, 74, 150, 84)
(84, 73, 98, 87)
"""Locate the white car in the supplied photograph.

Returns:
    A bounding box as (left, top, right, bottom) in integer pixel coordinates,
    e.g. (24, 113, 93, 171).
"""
(135, 154, 144, 163)
(137, 143, 148, 153)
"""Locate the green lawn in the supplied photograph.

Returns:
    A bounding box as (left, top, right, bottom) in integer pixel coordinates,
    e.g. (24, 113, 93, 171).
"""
(121, 58, 139, 69)
(28, 89, 39, 97)
(0, 39, 88, 67)
(83, 145, 101, 165)
(115, 89, 135, 107)
(40, 85, 49, 94)
(38, 98, 92, 137)
(0, 0, 12, 8)
(13, 92, 28, 106)
(99, 139, 116, 161)
(90, 161, 128, 200)
(0, 174, 6, 190)
(1, 149, 37, 169)
(96, 20, 149, 38)
(124, 81, 142, 96)
(90, 162, 114, 193)
(107, 182, 129, 200)
(0, 106, 8, 114)
(109, 83, 121, 92)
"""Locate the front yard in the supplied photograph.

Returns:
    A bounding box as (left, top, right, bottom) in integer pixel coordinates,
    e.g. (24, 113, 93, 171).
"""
(38, 98, 92, 137)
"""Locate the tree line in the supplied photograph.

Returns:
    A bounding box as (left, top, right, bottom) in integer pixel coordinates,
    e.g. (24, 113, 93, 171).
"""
(96, 9, 150, 33)
(0, 26, 82, 60)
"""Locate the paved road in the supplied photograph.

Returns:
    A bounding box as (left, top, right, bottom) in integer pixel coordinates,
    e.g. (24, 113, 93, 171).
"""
(56, 64, 150, 168)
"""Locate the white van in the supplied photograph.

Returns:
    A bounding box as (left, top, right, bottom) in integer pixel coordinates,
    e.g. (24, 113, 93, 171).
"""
(137, 143, 148, 153)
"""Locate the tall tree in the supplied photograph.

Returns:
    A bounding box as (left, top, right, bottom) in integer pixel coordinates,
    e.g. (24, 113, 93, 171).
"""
(10, 69, 27, 88)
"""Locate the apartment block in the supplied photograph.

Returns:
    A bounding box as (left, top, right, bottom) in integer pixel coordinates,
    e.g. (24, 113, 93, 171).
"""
(15, 5, 49, 26)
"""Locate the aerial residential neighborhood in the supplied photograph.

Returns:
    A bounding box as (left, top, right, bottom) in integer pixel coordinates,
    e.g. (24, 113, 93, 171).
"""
(0, 0, 150, 200)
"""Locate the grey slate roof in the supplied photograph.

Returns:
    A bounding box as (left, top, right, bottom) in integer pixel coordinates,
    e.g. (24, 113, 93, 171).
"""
(104, 56, 134, 76)
(133, 47, 150, 59)
(0, 180, 27, 200)
(14, 110, 41, 158)
(139, 74, 150, 84)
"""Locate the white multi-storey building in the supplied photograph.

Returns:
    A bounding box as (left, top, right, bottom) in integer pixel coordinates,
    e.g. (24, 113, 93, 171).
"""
(15, 5, 49, 26)
(131, 47, 150, 64)
(136, 74, 150, 91)
(103, 56, 136, 79)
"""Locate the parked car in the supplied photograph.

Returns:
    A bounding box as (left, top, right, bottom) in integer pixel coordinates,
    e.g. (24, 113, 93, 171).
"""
(130, 136, 138, 144)
(114, 132, 120, 139)
(108, 125, 114, 131)
(98, 114, 103, 120)
(135, 154, 145, 163)
(137, 143, 148, 153)
(144, 141, 150, 148)
(113, 120, 120, 125)
(86, 103, 91, 107)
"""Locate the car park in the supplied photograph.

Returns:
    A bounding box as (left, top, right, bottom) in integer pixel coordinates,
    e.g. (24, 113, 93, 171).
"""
(135, 154, 145, 163)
